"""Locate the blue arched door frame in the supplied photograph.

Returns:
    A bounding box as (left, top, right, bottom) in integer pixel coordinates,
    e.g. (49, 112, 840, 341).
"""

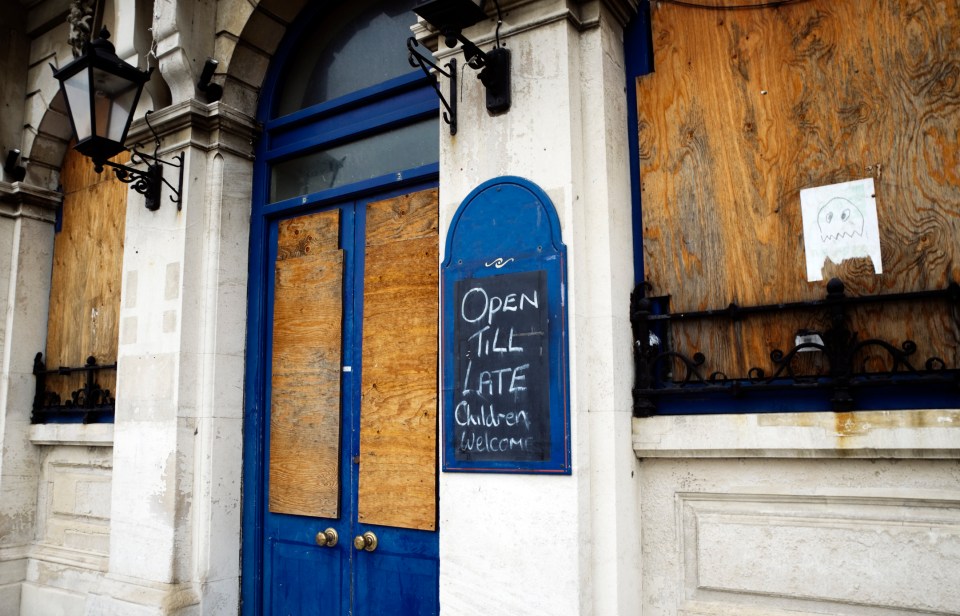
(241, 4, 440, 613)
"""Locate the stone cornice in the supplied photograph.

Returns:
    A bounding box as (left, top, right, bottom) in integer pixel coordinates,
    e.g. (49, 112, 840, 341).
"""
(0, 181, 62, 213)
(413, 0, 638, 54)
(634, 409, 960, 459)
(126, 100, 261, 161)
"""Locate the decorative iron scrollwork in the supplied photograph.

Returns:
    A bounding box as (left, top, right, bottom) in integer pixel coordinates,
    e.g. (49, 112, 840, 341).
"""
(631, 278, 960, 416)
(408, 37, 457, 135)
(32, 353, 116, 423)
(103, 111, 185, 211)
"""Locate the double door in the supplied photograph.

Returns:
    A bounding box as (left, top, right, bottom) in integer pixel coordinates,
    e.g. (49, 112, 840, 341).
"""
(261, 187, 439, 615)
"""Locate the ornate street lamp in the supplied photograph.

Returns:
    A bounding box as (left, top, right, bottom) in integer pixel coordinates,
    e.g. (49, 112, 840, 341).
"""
(51, 27, 183, 211)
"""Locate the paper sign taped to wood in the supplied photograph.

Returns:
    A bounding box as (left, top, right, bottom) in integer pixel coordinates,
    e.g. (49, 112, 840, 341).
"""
(800, 178, 882, 282)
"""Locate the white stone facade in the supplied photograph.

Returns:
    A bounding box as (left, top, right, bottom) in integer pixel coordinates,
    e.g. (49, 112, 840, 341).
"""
(0, 1, 956, 615)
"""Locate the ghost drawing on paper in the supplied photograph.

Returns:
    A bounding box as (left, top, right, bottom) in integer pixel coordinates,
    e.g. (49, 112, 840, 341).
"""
(817, 197, 864, 241)
(800, 178, 883, 282)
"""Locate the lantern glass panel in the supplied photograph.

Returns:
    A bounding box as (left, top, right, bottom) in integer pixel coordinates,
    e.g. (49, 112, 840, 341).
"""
(91, 67, 141, 142)
(63, 70, 92, 141)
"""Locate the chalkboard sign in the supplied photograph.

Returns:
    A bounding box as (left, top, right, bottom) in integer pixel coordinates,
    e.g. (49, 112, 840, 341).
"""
(453, 271, 549, 462)
(442, 176, 570, 474)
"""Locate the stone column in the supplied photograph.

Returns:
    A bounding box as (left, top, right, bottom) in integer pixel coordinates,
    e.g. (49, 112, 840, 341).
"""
(0, 184, 59, 615)
(433, 1, 641, 614)
(84, 101, 255, 616)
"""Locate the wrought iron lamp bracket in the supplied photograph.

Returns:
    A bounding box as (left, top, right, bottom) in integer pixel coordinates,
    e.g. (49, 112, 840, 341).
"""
(96, 110, 184, 211)
(408, 37, 457, 135)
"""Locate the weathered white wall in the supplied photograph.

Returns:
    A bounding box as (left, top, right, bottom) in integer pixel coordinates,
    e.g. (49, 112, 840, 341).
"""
(434, 1, 640, 614)
(83, 102, 255, 616)
(635, 410, 960, 615)
(0, 188, 59, 616)
(1, 1, 258, 613)
(18, 435, 114, 616)
(0, 6, 75, 615)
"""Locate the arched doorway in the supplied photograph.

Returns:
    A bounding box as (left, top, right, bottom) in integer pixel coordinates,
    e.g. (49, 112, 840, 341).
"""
(241, 3, 441, 614)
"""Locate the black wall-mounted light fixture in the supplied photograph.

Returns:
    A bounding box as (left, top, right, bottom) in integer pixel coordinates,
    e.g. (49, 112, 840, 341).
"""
(4, 149, 26, 182)
(197, 58, 223, 103)
(409, 0, 511, 135)
(51, 27, 184, 211)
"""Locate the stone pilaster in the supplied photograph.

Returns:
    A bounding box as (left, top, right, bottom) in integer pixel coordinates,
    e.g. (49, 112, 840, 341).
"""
(84, 101, 256, 616)
(433, 1, 641, 614)
(0, 183, 59, 616)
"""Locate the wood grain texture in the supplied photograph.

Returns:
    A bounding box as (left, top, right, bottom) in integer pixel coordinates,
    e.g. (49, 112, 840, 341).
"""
(358, 190, 438, 531)
(269, 210, 344, 518)
(45, 146, 128, 401)
(365, 188, 439, 246)
(277, 208, 340, 260)
(637, 0, 960, 378)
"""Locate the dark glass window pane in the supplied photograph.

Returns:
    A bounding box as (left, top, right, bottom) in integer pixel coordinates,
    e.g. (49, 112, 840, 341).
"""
(270, 119, 438, 202)
(275, 0, 424, 117)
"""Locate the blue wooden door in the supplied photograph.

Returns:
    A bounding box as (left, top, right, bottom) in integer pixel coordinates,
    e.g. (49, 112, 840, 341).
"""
(254, 187, 440, 616)
(242, 3, 441, 613)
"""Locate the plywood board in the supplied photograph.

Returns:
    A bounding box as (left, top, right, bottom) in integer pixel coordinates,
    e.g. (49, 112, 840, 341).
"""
(637, 0, 960, 379)
(269, 210, 344, 518)
(277, 208, 341, 260)
(45, 147, 127, 402)
(358, 190, 438, 531)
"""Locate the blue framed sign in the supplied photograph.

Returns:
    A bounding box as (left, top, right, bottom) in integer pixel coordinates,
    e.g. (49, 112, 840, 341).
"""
(442, 177, 570, 474)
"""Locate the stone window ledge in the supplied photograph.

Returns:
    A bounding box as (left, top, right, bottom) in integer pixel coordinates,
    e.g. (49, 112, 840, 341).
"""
(633, 409, 960, 459)
(29, 423, 114, 447)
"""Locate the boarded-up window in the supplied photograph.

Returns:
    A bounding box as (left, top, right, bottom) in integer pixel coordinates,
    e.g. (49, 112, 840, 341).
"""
(636, 0, 960, 383)
(42, 146, 126, 413)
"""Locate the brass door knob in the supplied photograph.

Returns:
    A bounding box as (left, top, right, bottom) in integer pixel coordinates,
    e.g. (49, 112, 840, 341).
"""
(353, 531, 378, 552)
(315, 528, 338, 547)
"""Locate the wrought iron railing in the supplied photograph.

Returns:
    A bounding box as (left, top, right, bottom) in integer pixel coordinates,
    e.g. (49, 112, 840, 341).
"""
(631, 278, 960, 416)
(32, 353, 116, 423)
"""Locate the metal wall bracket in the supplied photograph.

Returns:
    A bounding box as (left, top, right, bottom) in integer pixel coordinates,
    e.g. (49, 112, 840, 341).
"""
(96, 110, 184, 211)
(408, 37, 458, 135)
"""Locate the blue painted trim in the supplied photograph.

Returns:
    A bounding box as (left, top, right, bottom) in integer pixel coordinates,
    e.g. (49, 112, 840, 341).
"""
(259, 162, 439, 216)
(255, 1, 327, 123)
(243, 5, 319, 612)
(265, 97, 438, 161)
(441, 176, 565, 268)
(441, 177, 571, 474)
(241, 156, 269, 616)
(624, 0, 654, 285)
(652, 380, 960, 415)
(265, 72, 433, 132)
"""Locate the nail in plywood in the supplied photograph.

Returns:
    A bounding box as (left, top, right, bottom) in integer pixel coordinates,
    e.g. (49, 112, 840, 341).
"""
(45, 147, 128, 402)
(637, 0, 960, 378)
(269, 210, 344, 518)
(358, 189, 439, 531)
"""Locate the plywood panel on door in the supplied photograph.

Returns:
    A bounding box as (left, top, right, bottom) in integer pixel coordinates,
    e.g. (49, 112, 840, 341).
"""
(269, 210, 344, 518)
(359, 189, 439, 531)
(637, 0, 960, 379)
